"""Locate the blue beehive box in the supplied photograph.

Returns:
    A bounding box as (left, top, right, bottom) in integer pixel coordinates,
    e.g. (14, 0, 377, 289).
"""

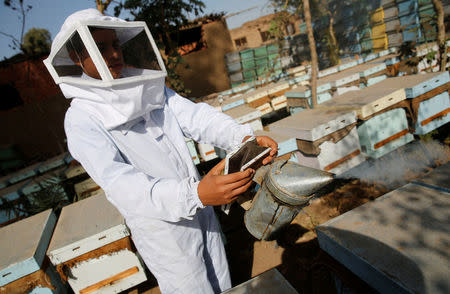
(37, 153, 68, 174)
(414, 91, 450, 135)
(0, 210, 66, 293)
(357, 108, 414, 158)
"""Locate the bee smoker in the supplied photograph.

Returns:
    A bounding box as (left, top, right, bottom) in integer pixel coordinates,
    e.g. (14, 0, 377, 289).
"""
(244, 159, 335, 240)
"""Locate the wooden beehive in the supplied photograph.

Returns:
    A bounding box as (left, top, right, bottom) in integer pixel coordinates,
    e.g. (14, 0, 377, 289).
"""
(73, 178, 103, 201)
(47, 193, 147, 294)
(224, 104, 263, 131)
(357, 108, 414, 158)
(268, 108, 365, 174)
(0, 209, 67, 293)
(197, 143, 218, 162)
(184, 138, 200, 165)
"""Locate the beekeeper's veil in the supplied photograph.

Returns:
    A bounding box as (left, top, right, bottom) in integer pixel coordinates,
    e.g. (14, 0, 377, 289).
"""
(44, 9, 168, 129)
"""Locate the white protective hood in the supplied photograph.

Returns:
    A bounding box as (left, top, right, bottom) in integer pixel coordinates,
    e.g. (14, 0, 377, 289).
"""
(44, 9, 167, 129)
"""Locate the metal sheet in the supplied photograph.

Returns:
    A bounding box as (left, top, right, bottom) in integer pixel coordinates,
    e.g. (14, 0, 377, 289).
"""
(317, 183, 450, 294)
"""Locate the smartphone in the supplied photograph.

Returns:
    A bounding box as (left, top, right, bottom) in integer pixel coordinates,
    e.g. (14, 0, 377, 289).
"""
(225, 138, 272, 174)
(222, 137, 271, 214)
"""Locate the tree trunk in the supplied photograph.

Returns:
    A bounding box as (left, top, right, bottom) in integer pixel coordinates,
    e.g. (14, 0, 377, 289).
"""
(432, 0, 447, 71)
(303, 0, 319, 107)
(96, 0, 113, 15)
(328, 12, 340, 65)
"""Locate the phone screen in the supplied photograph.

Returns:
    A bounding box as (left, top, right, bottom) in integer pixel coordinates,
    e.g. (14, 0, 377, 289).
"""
(227, 140, 271, 174)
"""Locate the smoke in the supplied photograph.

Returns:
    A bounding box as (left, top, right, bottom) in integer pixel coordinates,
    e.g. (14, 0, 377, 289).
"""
(338, 140, 450, 189)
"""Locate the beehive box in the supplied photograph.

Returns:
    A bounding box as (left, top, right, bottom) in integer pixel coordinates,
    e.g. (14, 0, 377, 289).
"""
(337, 60, 358, 72)
(65, 164, 87, 179)
(4, 162, 42, 185)
(224, 104, 263, 131)
(0, 181, 29, 225)
(21, 166, 67, 197)
(413, 91, 450, 135)
(317, 183, 450, 294)
(256, 102, 273, 116)
(0, 209, 66, 293)
(271, 95, 287, 111)
(185, 138, 200, 165)
(73, 178, 103, 201)
(197, 143, 218, 162)
(318, 65, 339, 78)
(47, 193, 147, 294)
(319, 70, 360, 88)
(223, 268, 298, 294)
(37, 153, 70, 174)
(221, 95, 245, 112)
(357, 108, 414, 158)
(268, 108, 365, 174)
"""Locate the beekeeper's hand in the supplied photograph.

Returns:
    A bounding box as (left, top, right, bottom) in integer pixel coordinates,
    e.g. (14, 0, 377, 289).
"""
(243, 135, 278, 165)
(198, 159, 255, 206)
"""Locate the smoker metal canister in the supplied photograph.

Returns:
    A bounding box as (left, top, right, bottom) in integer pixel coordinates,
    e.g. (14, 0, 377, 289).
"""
(244, 160, 334, 240)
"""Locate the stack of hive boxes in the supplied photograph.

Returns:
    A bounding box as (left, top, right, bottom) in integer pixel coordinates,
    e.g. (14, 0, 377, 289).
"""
(47, 193, 147, 294)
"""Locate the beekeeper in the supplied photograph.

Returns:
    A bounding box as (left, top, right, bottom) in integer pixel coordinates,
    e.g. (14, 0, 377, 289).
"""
(44, 9, 277, 294)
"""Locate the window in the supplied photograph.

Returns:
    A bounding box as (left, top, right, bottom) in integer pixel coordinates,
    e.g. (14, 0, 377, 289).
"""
(260, 31, 274, 42)
(0, 84, 23, 110)
(171, 26, 207, 56)
(234, 37, 248, 49)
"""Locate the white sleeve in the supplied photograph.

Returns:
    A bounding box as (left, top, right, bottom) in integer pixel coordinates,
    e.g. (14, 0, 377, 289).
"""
(65, 113, 204, 222)
(165, 87, 254, 151)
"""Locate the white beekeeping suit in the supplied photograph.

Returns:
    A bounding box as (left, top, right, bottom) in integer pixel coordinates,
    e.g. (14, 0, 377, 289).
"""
(44, 9, 253, 293)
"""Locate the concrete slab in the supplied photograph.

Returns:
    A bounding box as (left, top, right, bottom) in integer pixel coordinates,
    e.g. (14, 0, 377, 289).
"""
(317, 183, 450, 294)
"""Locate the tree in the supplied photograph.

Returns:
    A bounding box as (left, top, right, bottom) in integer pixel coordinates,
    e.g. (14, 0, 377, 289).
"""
(112, 0, 206, 95)
(303, 0, 319, 107)
(22, 28, 51, 57)
(96, 0, 114, 14)
(431, 0, 447, 71)
(1, 0, 32, 55)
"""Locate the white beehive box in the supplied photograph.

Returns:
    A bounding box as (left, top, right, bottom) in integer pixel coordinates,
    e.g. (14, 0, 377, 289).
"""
(47, 193, 147, 294)
(0, 209, 66, 293)
(184, 138, 200, 165)
(221, 94, 245, 112)
(414, 91, 450, 135)
(271, 95, 287, 111)
(256, 102, 273, 116)
(266, 81, 290, 97)
(268, 108, 365, 174)
(319, 70, 360, 88)
(224, 104, 262, 125)
(320, 79, 407, 119)
(318, 65, 339, 78)
(197, 143, 218, 162)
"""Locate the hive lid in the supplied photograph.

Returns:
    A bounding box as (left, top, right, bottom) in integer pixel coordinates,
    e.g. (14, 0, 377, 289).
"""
(48, 193, 125, 257)
(224, 104, 261, 120)
(317, 183, 450, 294)
(0, 209, 56, 286)
(413, 163, 450, 193)
(268, 107, 356, 141)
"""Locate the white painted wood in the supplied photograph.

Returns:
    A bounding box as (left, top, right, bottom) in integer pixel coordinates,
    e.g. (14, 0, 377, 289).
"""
(256, 103, 273, 116)
(47, 193, 129, 264)
(266, 81, 290, 95)
(67, 249, 146, 294)
(292, 127, 365, 175)
(248, 119, 263, 132)
(319, 71, 360, 88)
(0, 210, 56, 286)
(320, 79, 407, 119)
(271, 95, 287, 110)
(197, 143, 218, 161)
(239, 88, 269, 103)
(224, 104, 262, 124)
(268, 108, 357, 141)
(184, 138, 200, 165)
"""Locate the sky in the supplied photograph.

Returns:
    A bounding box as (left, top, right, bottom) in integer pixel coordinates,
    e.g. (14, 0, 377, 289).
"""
(0, 0, 273, 60)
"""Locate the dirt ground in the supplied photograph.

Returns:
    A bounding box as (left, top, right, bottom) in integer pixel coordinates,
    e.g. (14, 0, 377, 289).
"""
(124, 135, 449, 294)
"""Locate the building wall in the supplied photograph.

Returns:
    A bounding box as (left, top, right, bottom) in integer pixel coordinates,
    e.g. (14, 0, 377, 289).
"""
(0, 57, 69, 160)
(176, 20, 235, 98)
(229, 13, 303, 50)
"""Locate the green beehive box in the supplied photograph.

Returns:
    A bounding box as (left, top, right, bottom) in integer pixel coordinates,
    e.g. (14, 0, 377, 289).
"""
(255, 57, 268, 66)
(267, 44, 279, 54)
(243, 69, 257, 79)
(256, 67, 269, 76)
(240, 49, 254, 60)
(241, 58, 256, 69)
(254, 46, 268, 58)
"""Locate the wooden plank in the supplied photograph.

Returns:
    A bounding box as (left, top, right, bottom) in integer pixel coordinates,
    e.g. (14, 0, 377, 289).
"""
(420, 108, 450, 126)
(324, 149, 361, 171)
(374, 129, 409, 149)
(80, 266, 139, 294)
